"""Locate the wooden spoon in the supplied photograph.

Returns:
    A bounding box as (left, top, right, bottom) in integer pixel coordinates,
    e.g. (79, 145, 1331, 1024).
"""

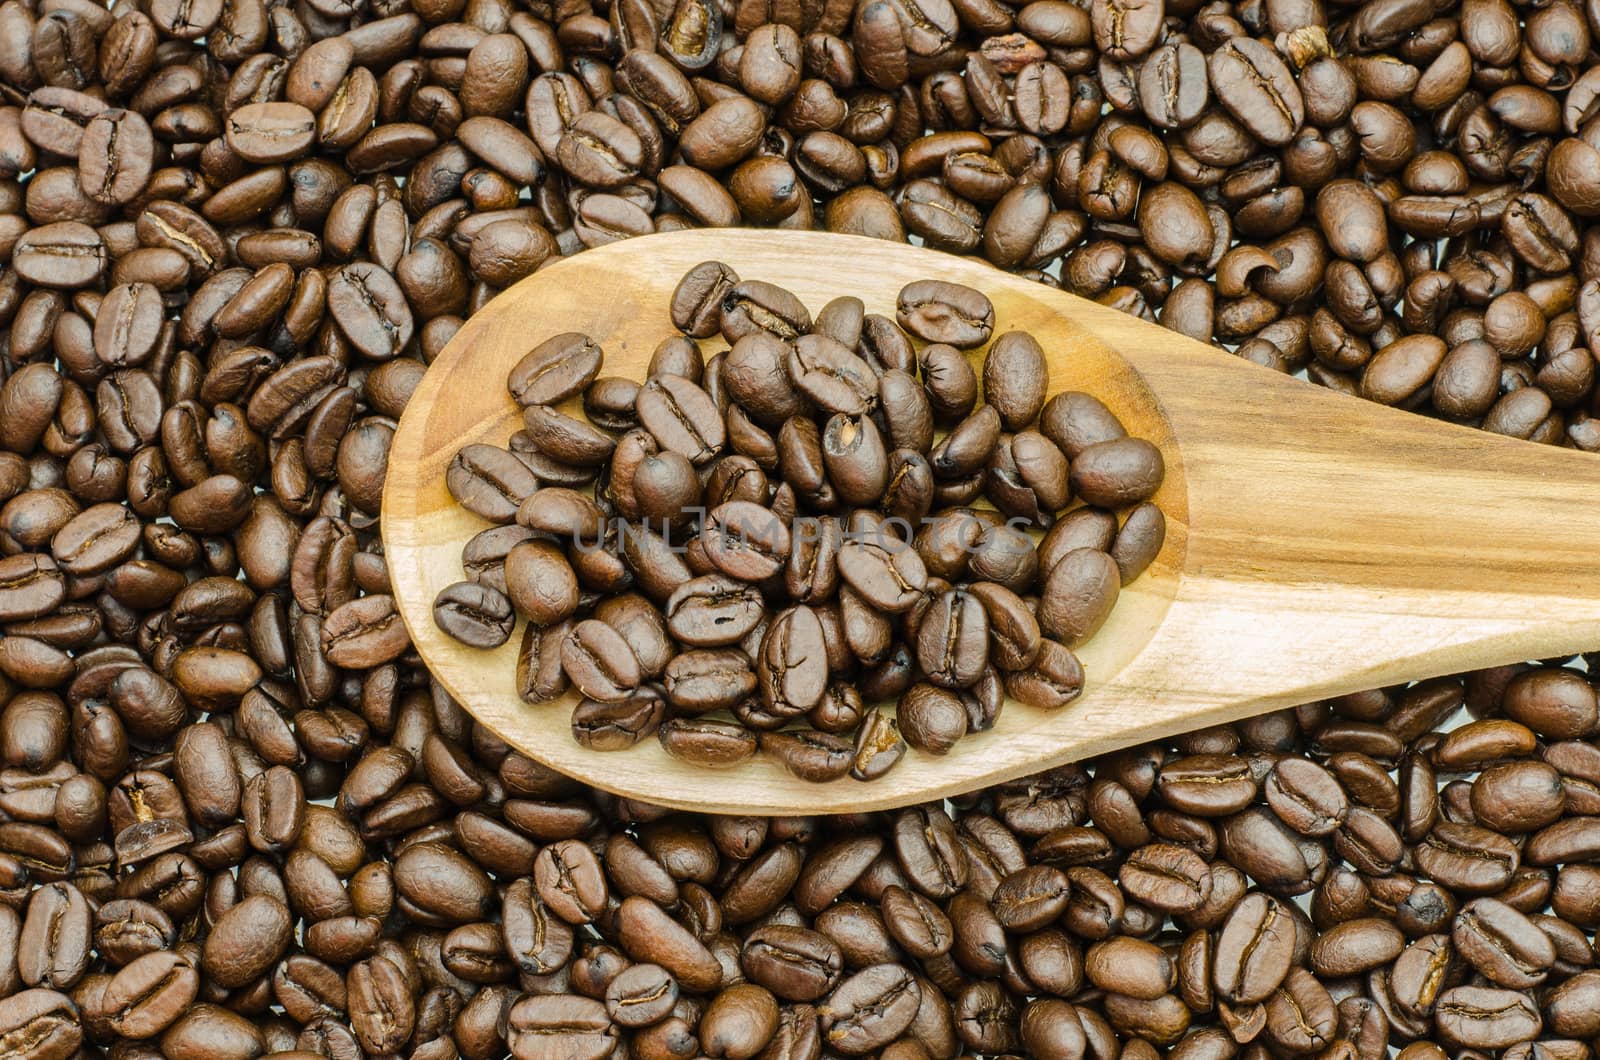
(383, 229, 1600, 814)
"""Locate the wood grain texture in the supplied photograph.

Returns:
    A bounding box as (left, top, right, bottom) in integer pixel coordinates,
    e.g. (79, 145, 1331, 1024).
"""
(383, 229, 1600, 814)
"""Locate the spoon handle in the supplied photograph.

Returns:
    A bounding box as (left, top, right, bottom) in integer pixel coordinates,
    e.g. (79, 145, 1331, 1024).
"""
(1099, 320, 1600, 723)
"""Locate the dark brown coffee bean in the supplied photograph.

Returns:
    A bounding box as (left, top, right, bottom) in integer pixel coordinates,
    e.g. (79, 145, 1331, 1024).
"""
(1121, 842, 1211, 913)
(703, 501, 792, 581)
(562, 619, 643, 702)
(202, 894, 292, 988)
(761, 729, 854, 782)
(14, 222, 107, 288)
(0, 989, 80, 1058)
(1039, 548, 1120, 645)
(721, 281, 812, 344)
(102, 950, 199, 1039)
(791, 335, 877, 417)
(916, 589, 989, 689)
(1213, 893, 1295, 1004)
(637, 375, 725, 464)
(446, 444, 538, 523)
(433, 581, 515, 648)
(321, 594, 410, 667)
(821, 963, 920, 1053)
(897, 280, 994, 348)
(1209, 37, 1305, 147)
(979, 336, 1047, 432)
(899, 682, 969, 755)
(838, 536, 928, 613)
(665, 650, 757, 713)
(78, 109, 154, 207)
(757, 605, 829, 716)
(509, 333, 605, 407)
(852, 710, 907, 781)
(507, 994, 618, 1059)
(658, 717, 759, 768)
(1005, 639, 1085, 709)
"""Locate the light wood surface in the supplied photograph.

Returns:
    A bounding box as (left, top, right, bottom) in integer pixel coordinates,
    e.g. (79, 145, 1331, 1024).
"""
(383, 229, 1600, 815)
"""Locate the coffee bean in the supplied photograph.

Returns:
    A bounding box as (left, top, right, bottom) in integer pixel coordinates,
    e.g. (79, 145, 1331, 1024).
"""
(703, 501, 792, 581)
(757, 605, 828, 716)
(321, 593, 410, 667)
(562, 619, 644, 702)
(919, 343, 979, 423)
(637, 375, 725, 464)
(1004, 638, 1085, 709)
(899, 683, 969, 754)
(821, 963, 920, 1052)
(761, 729, 854, 782)
(1039, 547, 1121, 645)
(1214, 893, 1296, 1003)
(984, 331, 1048, 430)
(1434, 986, 1542, 1049)
(915, 588, 989, 689)
(897, 280, 994, 348)
(78, 109, 154, 207)
(446, 443, 539, 523)
(1209, 37, 1306, 147)
(13, 222, 107, 289)
(509, 333, 605, 407)
(721, 281, 812, 344)
(838, 536, 929, 613)
(433, 580, 516, 648)
(791, 335, 877, 417)
(202, 894, 292, 988)
(1071, 438, 1165, 508)
(658, 717, 760, 768)
(102, 950, 199, 1038)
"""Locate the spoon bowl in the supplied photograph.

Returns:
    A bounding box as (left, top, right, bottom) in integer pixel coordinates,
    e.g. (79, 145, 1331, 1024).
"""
(384, 229, 1600, 814)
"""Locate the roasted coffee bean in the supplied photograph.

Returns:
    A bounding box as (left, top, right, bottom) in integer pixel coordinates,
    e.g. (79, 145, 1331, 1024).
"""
(509, 333, 605, 407)
(658, 717, 760, 768)
(672, 261, 739, 338)
(665, 650, 757, 713)
(852, 709, 907, 781)
(758, 606, 829, 716)
(562, 619, 644, 702)
(722, 281, 812, 343)
(897, 281, 995, 348)
(820, 963, 920, 1052)
(1209, 38, 1305, 147)
(1121, 842, 1212, 912)
(321, 594, 410, 667)
(1005, 638, 1085, 709)
(984, 332, 1049, 430)
(1039, 548, 1121, 645)
(433, 581, 516, 648)
(1434, 986, 1542, 1049)
(1453, 897, 1556, 988)
(703, 501, 792, 581)
(762, 729, 854, 782)
(446, 443, 539, 523)
(1071, 438, 1165, 507)
(1265, 757, 1348, 836)
(838, 536, 929, 613)
(102, 950, 199, 1038)
(792, 335, 877, 417)
(665, 575, 766, 647)
(1214, 893, 1296, 1003)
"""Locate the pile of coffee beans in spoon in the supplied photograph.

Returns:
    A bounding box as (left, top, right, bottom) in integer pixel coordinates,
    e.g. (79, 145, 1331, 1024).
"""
(435, 265, 1168, 780)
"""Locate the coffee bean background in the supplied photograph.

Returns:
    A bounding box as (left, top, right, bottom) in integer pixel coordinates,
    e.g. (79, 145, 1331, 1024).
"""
(2, 0, 1600, 1052)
